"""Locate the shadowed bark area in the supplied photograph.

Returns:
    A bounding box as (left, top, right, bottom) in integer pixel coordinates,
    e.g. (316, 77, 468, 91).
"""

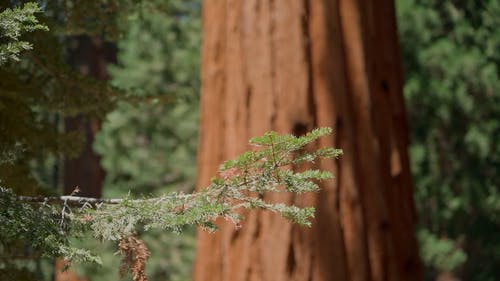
(194, 0, 421, 280)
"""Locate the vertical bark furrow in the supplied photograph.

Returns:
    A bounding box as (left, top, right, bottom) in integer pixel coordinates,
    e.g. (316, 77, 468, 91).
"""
(368, 0, 421, 279)
(268, 0, 278, 130)
(193, 1, 228, 280)
(195, 0, 421, 280)
(338, 0, 396, 280)
(302, 0, 317, 131)
(333, 0, 373, 279)
(308, 2, 351, 280)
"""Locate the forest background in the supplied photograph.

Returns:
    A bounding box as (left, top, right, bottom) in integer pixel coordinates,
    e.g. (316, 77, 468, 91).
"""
(0, 0, 498, 281)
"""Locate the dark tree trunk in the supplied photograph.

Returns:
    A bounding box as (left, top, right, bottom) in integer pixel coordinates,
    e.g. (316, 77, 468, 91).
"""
(63, 36, 113, 198)
(55, 36, 114, 281)
(194, 1, 421, 280)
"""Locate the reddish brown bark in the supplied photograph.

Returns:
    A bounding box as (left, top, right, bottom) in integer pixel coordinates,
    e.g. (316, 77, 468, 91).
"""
(63, 36, 112, 197)
(194, 1, 421, 281)
(63, 116, 103, 198)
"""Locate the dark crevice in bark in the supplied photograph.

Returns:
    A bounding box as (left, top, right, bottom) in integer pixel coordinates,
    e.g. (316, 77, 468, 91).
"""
(254, 0, 260, 13)
(248, 213, 262, 279)
(335, 1, 372, 278)
(303, 0, 317, 131)
(218, 0, 228, 171)
(245, 85, 253, 135)
(380, 80, 389, 93)
(334, 116, 349, 279)
(245, 265, 252, 281)
(334, 118, 343, 219)
(230, 228, 240, 245)
(253, 215, 261, 240)
(308, 251, 314, 281)
(238, 1, 249, 143)
(380, 219, 390, 231)
(268, 0, 277, 130)
(286, 236, 296, 275)
(292, 122, 309, 137)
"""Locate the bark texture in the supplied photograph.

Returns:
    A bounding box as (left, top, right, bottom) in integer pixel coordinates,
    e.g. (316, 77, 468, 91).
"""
(194, 0, 421, 280)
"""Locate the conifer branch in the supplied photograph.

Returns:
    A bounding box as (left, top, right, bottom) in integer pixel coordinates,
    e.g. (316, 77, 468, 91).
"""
(16, 194, 195, 206)
(1, 127, 343, 269)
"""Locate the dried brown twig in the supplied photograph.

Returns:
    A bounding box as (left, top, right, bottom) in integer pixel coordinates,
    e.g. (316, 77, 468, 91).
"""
(118, 235, 150, 281)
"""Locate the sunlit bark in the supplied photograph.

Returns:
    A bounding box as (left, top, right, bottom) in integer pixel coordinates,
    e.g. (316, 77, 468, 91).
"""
(194, 0, 421, 280)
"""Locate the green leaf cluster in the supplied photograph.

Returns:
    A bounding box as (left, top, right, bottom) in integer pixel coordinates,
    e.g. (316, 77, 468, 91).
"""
(0, 2, 48, 65)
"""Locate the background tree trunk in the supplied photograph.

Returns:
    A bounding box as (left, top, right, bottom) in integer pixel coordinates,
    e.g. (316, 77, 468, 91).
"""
(55, 36, 114, 281)
(194, 0, 421, 280)
(63, 36, 113, 198)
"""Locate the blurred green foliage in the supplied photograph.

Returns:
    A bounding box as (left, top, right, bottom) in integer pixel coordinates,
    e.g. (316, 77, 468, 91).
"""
(86, 1, 201, 280)
(95, 0, 201, 196)
(0, 0, 126, 196)
(397, 0, 500, 280)
(1, 1, 121, 279)
(1, 0, 200, 280)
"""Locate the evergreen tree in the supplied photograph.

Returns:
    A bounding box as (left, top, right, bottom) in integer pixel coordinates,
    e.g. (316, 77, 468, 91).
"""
(397, 1, 500, 280)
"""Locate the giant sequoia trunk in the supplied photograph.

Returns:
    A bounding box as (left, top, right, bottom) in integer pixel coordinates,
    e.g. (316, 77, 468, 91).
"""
(194, 0, 421, 280)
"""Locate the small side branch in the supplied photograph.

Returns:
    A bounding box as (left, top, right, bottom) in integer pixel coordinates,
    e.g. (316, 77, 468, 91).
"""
(17, 195, 125, 206)
(14, 192, 200, 206)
